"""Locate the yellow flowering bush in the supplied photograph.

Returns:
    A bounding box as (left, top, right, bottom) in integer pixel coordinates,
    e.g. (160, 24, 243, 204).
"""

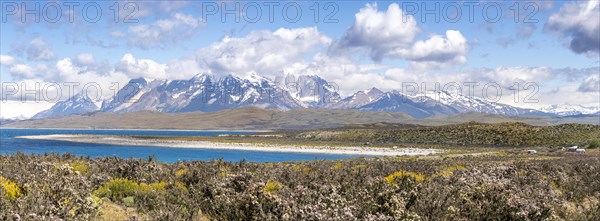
(175, 168, 187, 178)
(70, 161, 89, 174)
(263, 180, 283, 194)
(434, 164, 467, 177)
(385, 170, 425, 184)
(94, 178, 166, 202)
(0, 176, 22, 201)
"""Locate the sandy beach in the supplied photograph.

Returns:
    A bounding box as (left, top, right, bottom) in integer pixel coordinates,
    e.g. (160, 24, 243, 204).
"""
(17, 134, 440, 156)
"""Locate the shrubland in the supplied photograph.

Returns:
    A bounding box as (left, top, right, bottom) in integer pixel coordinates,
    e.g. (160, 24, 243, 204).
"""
(1, 152, 599, 220)
(147, 123, 600, 149)
(294, 122, 600, 147)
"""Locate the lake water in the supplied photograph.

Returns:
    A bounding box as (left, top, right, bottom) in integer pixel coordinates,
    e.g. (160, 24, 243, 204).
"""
(0, 129, 366, 163)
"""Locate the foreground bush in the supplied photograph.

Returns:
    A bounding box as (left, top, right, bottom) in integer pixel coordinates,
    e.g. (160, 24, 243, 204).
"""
(0, 176, 22, 201)
(94, 178, 166, 202)
(1, 152, 599, 220)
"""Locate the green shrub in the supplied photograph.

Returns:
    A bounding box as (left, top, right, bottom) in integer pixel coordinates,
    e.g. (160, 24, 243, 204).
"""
(434, 164, 467, 177)
(263, 180, 283, 194)
(173, 181, 188, 192)
(70, 161, 89, 174)
(122, 196, 135, 207)
(587, 139, 600, 149)
(94, 178, 140, 201)
(175, 168, 187, 177)
(94, 178, 167, 202)
(139, 181, 166, 192)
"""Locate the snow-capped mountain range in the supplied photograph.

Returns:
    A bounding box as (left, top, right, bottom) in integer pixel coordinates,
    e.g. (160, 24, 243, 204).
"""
(32, 93, 99, 119)
(539, 104, 600, 116)
(31, 73, 600, 119)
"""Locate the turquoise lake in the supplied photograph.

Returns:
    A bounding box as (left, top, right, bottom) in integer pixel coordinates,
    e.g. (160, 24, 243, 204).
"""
(0, 129, 367, 163)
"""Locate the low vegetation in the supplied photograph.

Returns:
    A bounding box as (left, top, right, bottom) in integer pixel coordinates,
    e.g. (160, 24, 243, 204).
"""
(4, 107, 599, 130)
(140, 122, 600, 150)
(294, 122, 600, 147)
(587, 139, 600, 149)
(0, 176, 22, 201)
(1, 152, 600, 220)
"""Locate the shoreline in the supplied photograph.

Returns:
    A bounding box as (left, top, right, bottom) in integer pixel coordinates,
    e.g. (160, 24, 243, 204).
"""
(1, 127, 272, 132)
(17, 134, 440, 156)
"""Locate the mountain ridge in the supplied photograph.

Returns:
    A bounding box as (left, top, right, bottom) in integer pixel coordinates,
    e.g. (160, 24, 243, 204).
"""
(29, 73, 596, 119)
(540, 104, 600, 116)
(32, 93, 99, 119)
(5, 107, 599, 130)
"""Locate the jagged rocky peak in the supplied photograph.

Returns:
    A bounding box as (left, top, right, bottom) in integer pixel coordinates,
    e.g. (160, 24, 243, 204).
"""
(31, 73, 569, 119)
(329, 87, 385, 109)
(365, 87, 383, 95)
(129, 77, 151, 85)
(32, 92, 99, 119)
(191, 73, 211, 81)
(244, 72, 269, 84)
(281, 74, 341, 107)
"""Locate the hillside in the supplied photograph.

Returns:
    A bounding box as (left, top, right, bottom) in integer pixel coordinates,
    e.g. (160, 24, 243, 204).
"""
(293, 122, 600, 147)
(2, 107, 413, 130)
(3, 107, 599, 130)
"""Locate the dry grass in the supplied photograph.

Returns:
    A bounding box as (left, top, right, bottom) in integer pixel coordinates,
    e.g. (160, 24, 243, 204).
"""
(5, 107, 598, 130)
(95, 201, 147, 221)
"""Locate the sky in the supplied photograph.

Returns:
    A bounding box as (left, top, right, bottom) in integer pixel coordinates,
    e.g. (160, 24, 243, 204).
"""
(0, 0, 599, 118)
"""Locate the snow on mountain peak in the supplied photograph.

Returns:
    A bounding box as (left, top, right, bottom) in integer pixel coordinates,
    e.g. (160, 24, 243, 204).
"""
(29, 73, 584, 119)
(540, 104, 600, 116)
(244, 72, 267, 84)
(191, 73, 214, 83)
(32, 92, 99, 119)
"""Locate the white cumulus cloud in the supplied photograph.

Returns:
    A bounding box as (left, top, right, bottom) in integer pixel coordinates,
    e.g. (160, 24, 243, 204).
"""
(578, 74, 600, 92)
(9, 64, 37, 78)
(115, 54, 168, 79)
(0, 54, 16, 66)
(26, 38, 55, 61)
(546, 0, 600, 55)
(392, 30, 469, 68)
(128, 13, 205, 49)
(331, 3, 470, 68)
(331, 3, 419, 61)
(76, 53, 95, 65)
(195, 27, 331, 77)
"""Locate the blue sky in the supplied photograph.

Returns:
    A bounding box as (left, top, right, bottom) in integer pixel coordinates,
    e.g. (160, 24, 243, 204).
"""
(0, 1, 599, 118)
